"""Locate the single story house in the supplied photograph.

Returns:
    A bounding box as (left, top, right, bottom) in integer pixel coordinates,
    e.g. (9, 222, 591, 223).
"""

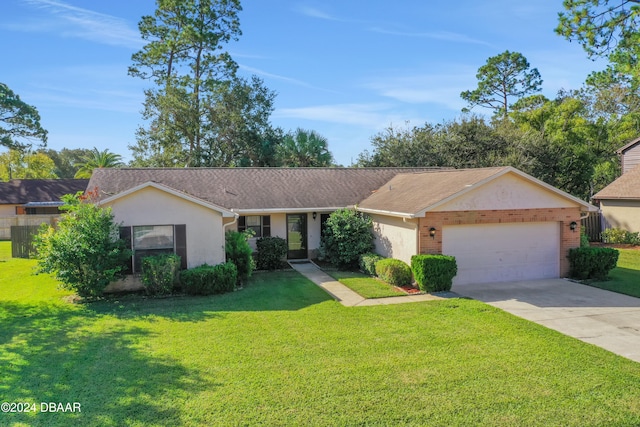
(88, 166, 597, 287)
(593, 164, 640, 233)
(0, 179, 89, 240)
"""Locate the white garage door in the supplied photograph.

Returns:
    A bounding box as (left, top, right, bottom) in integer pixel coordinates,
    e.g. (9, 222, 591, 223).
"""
(442, 222, 560, 286)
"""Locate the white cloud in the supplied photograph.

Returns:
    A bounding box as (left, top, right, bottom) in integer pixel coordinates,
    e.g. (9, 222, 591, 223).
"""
(369, 27, 494, 47)
(19, 0, 142, 48)
(274, 103, 410, 129)
(296, 5, 339, 21)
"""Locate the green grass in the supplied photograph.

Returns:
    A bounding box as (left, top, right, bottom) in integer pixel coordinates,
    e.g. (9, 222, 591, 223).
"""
(2, 241, 640, 426)
(326, 270, 406, 298)
(587, 249, 640, 298)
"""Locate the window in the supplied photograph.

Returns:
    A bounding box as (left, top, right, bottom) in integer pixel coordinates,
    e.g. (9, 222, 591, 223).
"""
(120, 224, 187, 274)
(238, 215, 270, 238)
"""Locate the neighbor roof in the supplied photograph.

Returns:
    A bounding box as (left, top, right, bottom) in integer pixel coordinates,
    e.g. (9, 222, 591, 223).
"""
(616, 137, 640, 155)
(0, 179, 89, 204)
(87, 167, 442, 211)
(593, 164, 640, 200)
(358, 166, 597, 216)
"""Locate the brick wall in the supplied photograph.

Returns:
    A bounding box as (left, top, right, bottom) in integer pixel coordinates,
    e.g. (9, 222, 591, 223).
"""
(418, 208, 582, 277)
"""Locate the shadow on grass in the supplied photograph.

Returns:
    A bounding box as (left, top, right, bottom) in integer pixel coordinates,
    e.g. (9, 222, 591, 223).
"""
(586, 267, 640, 299)
(0, 300, 217, 426)
(84, 270, 333, 321)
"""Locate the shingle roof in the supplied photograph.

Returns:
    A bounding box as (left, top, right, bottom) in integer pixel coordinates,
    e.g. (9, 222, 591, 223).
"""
(87, 167, 442, 211)
(616, 137, 640, 154)
(0, 179, 89, 205)
(358, 167, 509, 215)
(593, 164, 640, 200)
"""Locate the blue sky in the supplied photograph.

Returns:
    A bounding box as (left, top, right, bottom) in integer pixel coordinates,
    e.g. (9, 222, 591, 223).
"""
(1, 0, 607, 166)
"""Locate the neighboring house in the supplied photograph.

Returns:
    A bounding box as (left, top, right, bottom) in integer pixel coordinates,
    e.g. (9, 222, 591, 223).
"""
(593, 164, 640, 233)
(88, 166, 596, 288)
(617, 137, 640, 174)
(0, 179, 89, 239)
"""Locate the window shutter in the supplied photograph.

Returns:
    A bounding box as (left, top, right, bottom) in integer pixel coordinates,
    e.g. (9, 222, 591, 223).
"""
(119, 226, 133, 274)
(262, 215, 271, 237)
(238, 216, 246, 232)
(175, 224, 187, 269)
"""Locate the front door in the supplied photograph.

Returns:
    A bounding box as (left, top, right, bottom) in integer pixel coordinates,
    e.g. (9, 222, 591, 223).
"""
(286, 214, 308, 259)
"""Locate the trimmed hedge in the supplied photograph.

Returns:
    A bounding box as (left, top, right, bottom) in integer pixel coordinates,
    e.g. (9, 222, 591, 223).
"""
(375, 258, 412, 287)
(359, 252, 385, 276)
(140, 254, 181, 295)
(255, 236, 288, 270)
(180, 262, 238, 295)
(225, 231, 254, 285)
(411, 255, 457, 292)
(601, 228, 640, 245)
(568, 247, 619, 280)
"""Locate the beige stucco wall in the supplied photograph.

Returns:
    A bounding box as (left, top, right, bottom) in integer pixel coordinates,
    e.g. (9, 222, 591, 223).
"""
(437, 173, 577, 211)
(104, 186, 226, 268)
(370, 214, 418, 265)
(600, 200, 640, 232)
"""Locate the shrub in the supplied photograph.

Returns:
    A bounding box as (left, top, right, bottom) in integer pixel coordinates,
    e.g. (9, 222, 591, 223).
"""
(140, 254, 181, 295)
(180, 262, 238, 295)
(34, 192, 131, 298)
(319, 208, 374, 267)
(411, 255, 457, 292)
(359, 252, 385, 276)
(580, 229, 590, 248)
(255, 236, 288, 270)
(568, 247, 619, 280)
(225, 230, 255, 285)
(601, 228, 640, 245)
(375, 258, 412, 287)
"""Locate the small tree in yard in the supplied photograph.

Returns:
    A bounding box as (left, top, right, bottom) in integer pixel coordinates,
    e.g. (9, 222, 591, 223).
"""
(319, 208, 374, 267)
(35, 191, 131, 298)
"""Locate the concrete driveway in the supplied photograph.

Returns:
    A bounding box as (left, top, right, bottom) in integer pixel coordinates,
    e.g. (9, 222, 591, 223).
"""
(452, 278, 640, 363)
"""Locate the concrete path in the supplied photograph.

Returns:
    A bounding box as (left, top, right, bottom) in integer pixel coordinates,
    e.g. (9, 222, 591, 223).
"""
(453, 278, 640, 363)
(289, 261, 442, 307)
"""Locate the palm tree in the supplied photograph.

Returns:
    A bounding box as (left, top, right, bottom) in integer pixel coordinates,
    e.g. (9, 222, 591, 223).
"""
(74, 148, 124, 178)
(276, 128, 334, 167)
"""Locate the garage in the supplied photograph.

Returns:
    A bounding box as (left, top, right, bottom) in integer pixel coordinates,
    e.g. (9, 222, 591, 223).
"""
(442, 222, 560, 285)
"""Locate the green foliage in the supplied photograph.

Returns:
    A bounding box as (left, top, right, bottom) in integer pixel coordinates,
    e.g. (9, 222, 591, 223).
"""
(0, 82, 47, 151)
(140, 254, 181, 296)
(225, 230, 255, 284)
(74, 147, 124, 178)
(319, 208, 374, 267)
(180, 262, 238, 295)
(255, 236, 287, 270)
(460, 50, 542, 119)
(580, 229, 590, 248)
(601, 228, 640, 245)
(0, 149, 57, 180)
(276, 128, 333, 167)
(359, 252, 385, 276)
(411, 255, 458, 292)
(568, 247, 619, 280)
(374, 258, 412, 287)
(38, 148, 93, 178)
(34, 194, 131, 297)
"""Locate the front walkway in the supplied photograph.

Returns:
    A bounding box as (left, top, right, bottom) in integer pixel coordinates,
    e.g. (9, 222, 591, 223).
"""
(289, 261, 442, 307)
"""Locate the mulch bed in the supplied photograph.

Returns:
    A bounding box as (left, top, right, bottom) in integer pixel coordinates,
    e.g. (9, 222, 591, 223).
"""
(395, 284, 422, 295)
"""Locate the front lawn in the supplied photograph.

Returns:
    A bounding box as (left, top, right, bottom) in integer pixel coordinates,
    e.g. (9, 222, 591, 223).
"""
(2, 241, 640, 426)
(587, 248, 640, 298)
(326, 270, 406, 298)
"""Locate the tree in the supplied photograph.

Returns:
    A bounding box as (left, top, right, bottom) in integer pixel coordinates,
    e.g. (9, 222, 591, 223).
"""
(460, 51, 543, 119)
(276, 128, 333, 167)
(38, 148, 93, 178)
(0, 82, 48, 151)
(128, 0, 243, 166)
(0, 150, 57, 181)
(556, 0, 640, 58)
(35, 190, 132, 298)
(74, 148, 124, 178)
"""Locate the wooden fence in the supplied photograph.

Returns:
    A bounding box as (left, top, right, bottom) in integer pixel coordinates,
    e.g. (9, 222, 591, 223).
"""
(581, 211, 606, 242)
(11, 225, 41, 259)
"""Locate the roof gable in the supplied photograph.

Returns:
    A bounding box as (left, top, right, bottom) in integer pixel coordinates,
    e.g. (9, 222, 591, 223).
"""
(358, 167, 597, 217)
(98, 182, 236, 217)
(616, 137, 640, 155)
